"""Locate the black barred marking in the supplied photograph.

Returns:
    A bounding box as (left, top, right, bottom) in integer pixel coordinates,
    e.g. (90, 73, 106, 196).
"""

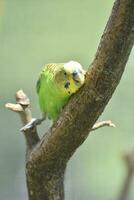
(64, 81, 70, 89)
(46, 63, 64, 75)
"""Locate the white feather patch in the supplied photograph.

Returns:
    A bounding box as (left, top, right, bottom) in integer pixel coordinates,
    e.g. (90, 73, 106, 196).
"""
(64, 61, 84, 73)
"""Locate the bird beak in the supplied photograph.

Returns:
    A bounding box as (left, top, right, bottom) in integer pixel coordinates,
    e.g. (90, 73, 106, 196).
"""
(73, 73, 85, 85)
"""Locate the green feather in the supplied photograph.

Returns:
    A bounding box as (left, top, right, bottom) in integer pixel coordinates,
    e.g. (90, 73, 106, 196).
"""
(36, 63, 70, 120)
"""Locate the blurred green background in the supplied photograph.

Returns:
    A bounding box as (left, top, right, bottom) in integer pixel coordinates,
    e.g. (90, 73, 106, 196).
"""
(0, 0, 134, 199)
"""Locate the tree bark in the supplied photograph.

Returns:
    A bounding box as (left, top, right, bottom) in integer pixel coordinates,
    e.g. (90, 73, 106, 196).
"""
(6, 0, 134, 199)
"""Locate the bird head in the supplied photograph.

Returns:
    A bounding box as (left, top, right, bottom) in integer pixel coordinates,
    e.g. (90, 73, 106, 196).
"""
(56, 61, 86, 95)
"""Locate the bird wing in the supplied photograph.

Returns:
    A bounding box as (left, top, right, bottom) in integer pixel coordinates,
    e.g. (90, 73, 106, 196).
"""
(36, 63, 63, 94)
(36, 65, 46, 94)
(36, 74, 41, 94)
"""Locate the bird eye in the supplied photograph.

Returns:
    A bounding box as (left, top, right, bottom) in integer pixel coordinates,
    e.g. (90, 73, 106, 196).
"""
(72, 71, 78, 77)
(64, 72, 67, 76)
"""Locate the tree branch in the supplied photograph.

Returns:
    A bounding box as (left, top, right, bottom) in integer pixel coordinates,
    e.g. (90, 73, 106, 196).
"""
(91, 120, 116, 131)
(29, 0, 134, 163)
(119, 150, 134, 200)
(5, 90, 40, 153)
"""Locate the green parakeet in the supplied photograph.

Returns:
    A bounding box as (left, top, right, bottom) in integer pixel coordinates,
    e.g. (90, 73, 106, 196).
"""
(37, 61, 86, 120)
(21, 61, 86, 131)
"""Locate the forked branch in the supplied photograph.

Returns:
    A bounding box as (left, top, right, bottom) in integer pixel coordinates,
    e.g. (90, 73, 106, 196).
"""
(6, 90, 40, 152)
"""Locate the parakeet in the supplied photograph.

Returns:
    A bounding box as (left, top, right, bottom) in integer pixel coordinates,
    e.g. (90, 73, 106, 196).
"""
(20, 61, 86, 131)
(36, 61, 86, 120)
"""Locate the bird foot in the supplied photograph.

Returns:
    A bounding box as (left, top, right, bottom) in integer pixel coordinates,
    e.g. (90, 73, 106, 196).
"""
(20, 118, 45, 132)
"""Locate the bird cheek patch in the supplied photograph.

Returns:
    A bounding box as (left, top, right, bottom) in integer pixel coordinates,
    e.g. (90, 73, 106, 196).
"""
(64, 81, 71, 95)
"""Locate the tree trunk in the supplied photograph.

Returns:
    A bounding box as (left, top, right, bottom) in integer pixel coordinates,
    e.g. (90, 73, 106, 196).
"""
(26, 163, 66, 200)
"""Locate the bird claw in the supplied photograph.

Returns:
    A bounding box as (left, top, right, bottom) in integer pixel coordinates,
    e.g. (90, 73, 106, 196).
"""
(20, 118, 37, 132)
(20, 118, 45, 132)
